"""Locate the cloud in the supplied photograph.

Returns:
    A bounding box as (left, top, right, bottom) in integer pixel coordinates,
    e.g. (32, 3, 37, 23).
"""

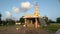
(5, 11, 15, 20)
(21, 2, 31, 9)
(20, 2, 32, 12)
(5, 11, 12, 18)
(12, 7, 19, 13)
(12, 2, 32, 13)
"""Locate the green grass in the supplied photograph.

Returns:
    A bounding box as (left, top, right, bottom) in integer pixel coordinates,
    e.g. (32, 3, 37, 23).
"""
(44, 23, 60, 33)
(0, 23, 60, 33)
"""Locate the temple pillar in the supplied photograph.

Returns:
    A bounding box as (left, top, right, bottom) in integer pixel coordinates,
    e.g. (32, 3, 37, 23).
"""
(31, 20, 32, 24)
(25, 18, 27, 27)
(35, 18, 38, 28)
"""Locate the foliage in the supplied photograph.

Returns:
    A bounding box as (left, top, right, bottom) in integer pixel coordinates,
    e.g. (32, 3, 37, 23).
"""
(0, 13, 15, 26)
(5, 19, 15, 25)
(48, 19, 56, 23)
(0, 19, 15, 26)
(19, 17, 25, 24)
(44, 23, 60, 33)
(0, 14, 2, 25)
(56, 17, 60, 23)
(0, 13, 1, 17)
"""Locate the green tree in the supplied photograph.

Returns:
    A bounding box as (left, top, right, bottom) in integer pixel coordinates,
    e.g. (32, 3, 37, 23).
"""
(56, 17, 60, 23)
(43, 16, 50, 25)
(5, 19, 15, 25)
(0, 14, 2, 25)
(2, 20, 6, 25)
(0, 14, 1, 17)
(19, 17, 25, 24)
(48, 19, 56, 23)
(0, 14, 1, 21)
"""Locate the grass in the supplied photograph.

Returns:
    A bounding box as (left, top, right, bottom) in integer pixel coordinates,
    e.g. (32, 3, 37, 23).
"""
(0, 23, 60, 33)
(44, 23, 60, 33)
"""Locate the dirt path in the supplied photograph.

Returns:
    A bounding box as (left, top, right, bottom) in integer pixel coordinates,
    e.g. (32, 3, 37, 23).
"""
(0, 26, 53, 34)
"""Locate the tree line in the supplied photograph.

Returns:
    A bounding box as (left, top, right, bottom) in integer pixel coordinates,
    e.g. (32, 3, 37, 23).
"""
(0, 14, 60, 26)
(0, 14, 15, 26)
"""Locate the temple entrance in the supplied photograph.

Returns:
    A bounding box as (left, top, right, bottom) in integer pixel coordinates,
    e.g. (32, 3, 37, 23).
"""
(24, 18, 40, 28)
(26, 18, 40, 24)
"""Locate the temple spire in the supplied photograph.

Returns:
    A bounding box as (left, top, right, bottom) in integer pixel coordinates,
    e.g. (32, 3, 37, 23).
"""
(34, 0, 40, 17)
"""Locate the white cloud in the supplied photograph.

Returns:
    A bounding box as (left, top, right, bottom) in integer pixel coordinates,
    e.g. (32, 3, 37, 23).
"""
(5, 11, 12, 18)
(12, 7, 19, 13)
(12, 2, 32, 13)
(21, 2, 31, 9)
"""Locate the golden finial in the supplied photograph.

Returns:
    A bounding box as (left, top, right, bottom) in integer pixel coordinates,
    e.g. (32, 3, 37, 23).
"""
(34, 0, 40, 17)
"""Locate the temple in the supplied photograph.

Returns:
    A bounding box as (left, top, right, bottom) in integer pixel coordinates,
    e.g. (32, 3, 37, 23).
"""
(23, 0, 41, 28)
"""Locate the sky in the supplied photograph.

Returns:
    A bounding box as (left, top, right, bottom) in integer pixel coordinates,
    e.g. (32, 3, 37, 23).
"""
(0, 0, 60, 21)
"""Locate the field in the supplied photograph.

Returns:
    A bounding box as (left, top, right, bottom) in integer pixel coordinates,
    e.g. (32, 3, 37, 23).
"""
(0, 23, 60, 34)
(44, 23, 60, 33)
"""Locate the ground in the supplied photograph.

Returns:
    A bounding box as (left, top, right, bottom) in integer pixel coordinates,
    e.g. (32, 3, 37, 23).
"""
(0, 25, 53, 34)
(0, 23, 60, 34)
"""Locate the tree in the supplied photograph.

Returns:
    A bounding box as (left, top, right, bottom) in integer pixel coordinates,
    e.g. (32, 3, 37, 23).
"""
(0, 14, 1, 21)
(43, 16, 50, 25)
(48, 19, 56, 23)
(2, 20, 6, 25)
(5, 19, 15, 25)
(56, 17, 60, 23)
(0, 14, 1, 17)
(19, 17, 25, 24)
(0, 14, 2, 25)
